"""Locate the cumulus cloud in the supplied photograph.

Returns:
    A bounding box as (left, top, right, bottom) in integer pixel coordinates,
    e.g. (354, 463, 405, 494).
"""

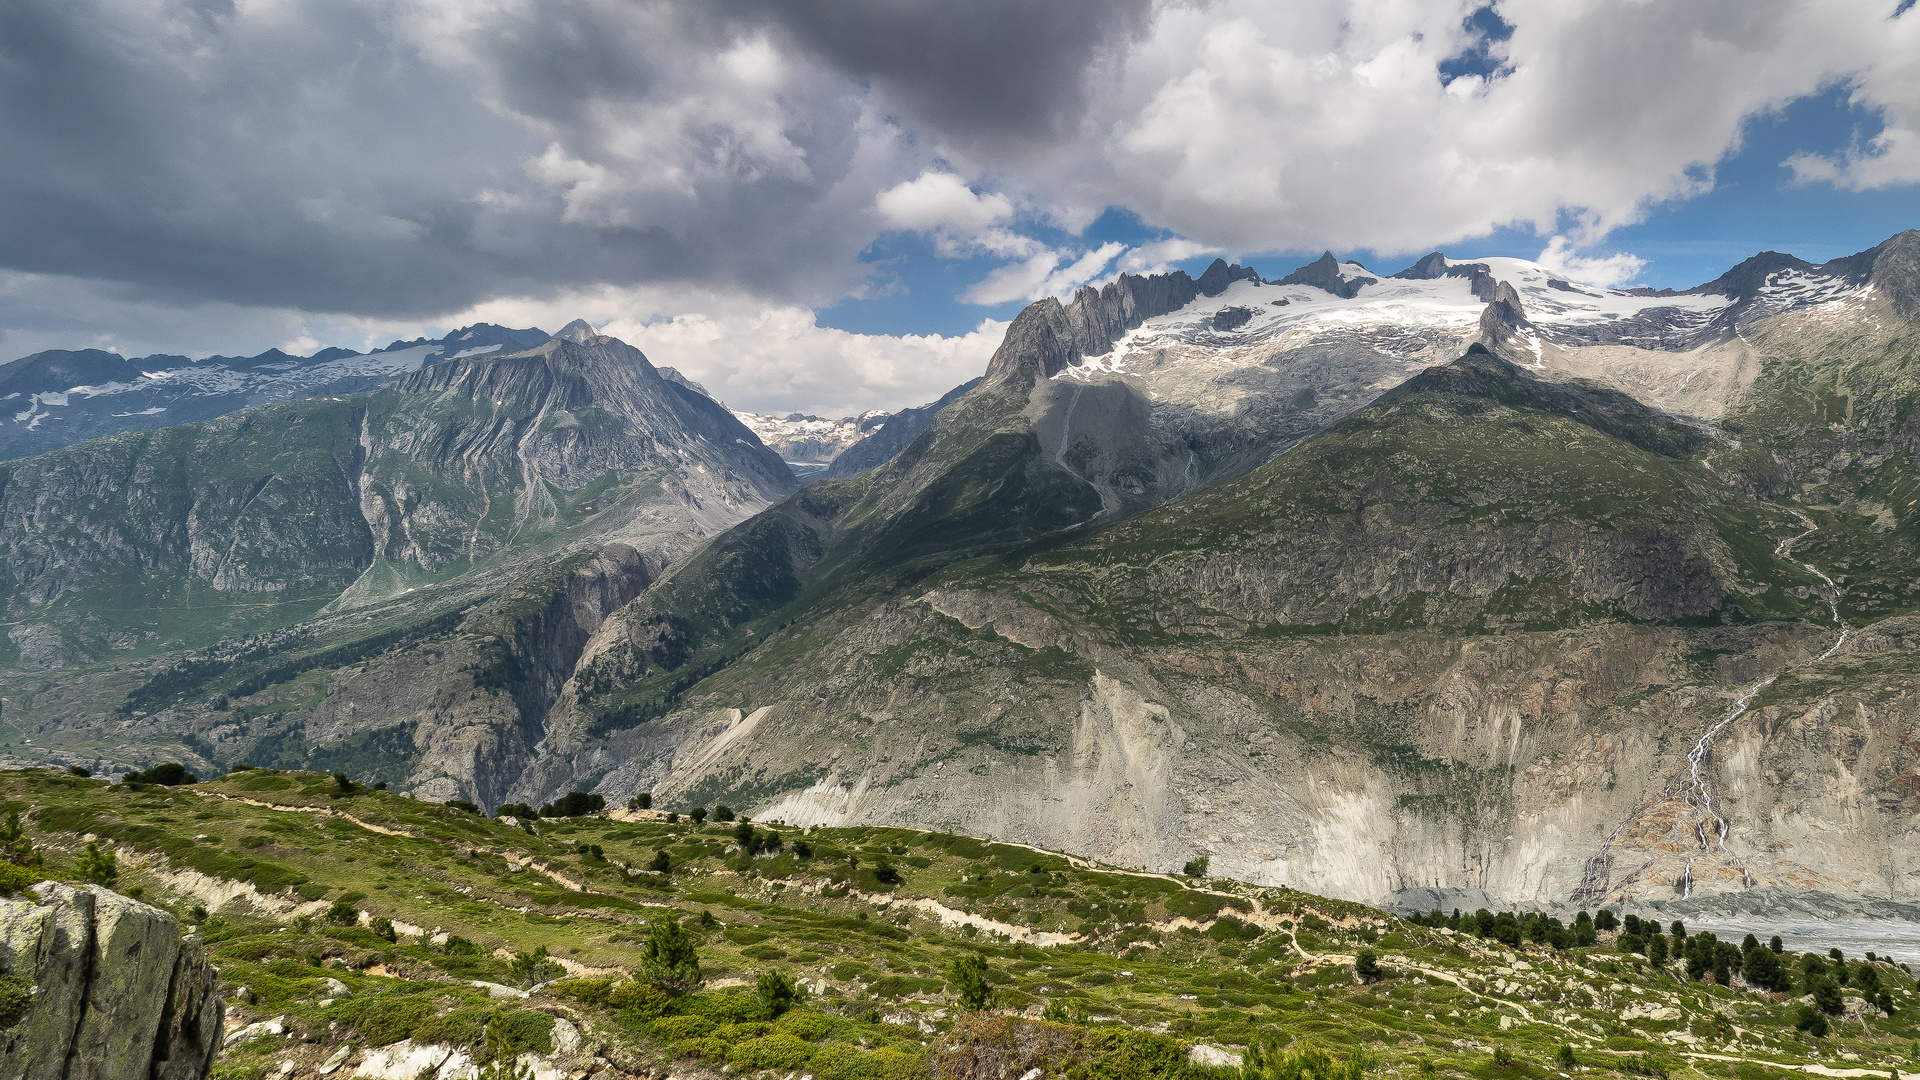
(874, 172, 1037, 258)
(412, 285, 1000, 415)
(961, 242, 1127, 305)
(1118, 238, 1221, 275)
(3, 0, 1919, 406)
(611, 309, 1005, 417)
(1534, 237, 1647, 288)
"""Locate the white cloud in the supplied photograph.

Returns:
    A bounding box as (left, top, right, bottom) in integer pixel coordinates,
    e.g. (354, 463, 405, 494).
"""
(996, 0, 1917, 255)
(876, 172, 1014, 233)
(962, 252, 1065, 306)
(8, 0, 1920, 408)
(874, 171, 1040, 259)
(435, 285, 1002, 415)
(959, 241, 1126, 305)
(612, 309, 1003, 417)
(1118, 238, 1220, 275)
(1534, 236, 1646, 288)
(1780, 14, 1920, 191)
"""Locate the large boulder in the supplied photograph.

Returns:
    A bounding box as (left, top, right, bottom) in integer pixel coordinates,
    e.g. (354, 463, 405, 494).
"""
(0, 882, 222, 1080)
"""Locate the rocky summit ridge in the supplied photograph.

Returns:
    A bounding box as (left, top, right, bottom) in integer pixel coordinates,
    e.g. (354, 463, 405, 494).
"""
(6, 232, 1920, 922)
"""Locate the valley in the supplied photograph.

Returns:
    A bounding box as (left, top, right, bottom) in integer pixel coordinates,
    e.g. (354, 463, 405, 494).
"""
(1, 235, 1918, 923)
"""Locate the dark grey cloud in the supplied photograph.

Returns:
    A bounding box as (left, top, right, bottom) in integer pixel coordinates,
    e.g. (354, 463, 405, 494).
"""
(1, 0, 1914, 352)
(0, 0, 912, 318)
(734, 0, 1155, 152)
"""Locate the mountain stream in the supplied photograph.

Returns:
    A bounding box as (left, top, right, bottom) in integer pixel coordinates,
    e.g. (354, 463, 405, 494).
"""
(1573, 512, 1849, 906)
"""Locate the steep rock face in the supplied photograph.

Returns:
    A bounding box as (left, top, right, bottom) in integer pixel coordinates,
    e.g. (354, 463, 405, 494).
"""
(982, 270, 1206, 386)
(1278, 251, 1377, 298)
(515, 238, 1920, 914)
(0, 324, 550, 463)
(0, 883, 221, 1079)
(0, 333, 794, 667)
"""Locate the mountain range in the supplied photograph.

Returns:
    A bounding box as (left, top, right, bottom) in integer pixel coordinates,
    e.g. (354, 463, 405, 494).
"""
(3, 231, 1918, 920)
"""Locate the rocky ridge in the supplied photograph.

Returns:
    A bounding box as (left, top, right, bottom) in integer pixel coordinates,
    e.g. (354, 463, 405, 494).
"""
(491, 233, 1920, 919)
(10, 235, 1920, 922)
(0, 324, 550, 462)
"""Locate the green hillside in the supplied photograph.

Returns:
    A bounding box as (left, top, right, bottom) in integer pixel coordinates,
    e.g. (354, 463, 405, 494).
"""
(4, 766, 1917, 1080)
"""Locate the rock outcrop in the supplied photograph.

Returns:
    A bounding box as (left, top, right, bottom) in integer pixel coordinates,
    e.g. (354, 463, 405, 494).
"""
(1277, 251, 1377, 298)
(981, 270, 1206, 385)
(0, 882, 222, 1080)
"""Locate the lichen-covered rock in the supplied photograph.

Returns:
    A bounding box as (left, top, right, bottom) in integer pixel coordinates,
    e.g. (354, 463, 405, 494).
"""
(0, 883, 222, 1080)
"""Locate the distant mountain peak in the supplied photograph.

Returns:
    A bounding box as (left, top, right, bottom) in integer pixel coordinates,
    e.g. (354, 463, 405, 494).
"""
(556, 319, 599, 345)
(1195, 258, 1262, 297)
(1278, 251, 1378, 299)
(657, 366, 712, 399)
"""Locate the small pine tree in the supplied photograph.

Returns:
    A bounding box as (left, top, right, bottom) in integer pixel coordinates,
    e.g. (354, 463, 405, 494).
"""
(509, 945, 561, 987)
(947, 953, 991, 1011)
(1355, 949, 1382, 984)
(1813, 977, 1844, 1016)
(640, 915, 701, 993)
(1243, 1037, 1367, 1080)
(1558, 1045, 1577, 1069)
(1184, 856, 1210, 878)
(755, 970, 806, 1018)
(76, 841, 117, 887)
(1796, 1004, 1830, 1037)
(478, 1013, 535, 1080)
(0, 812, 41, 868)
(648, 850, 671, 874)
(690, 807, 707, 825)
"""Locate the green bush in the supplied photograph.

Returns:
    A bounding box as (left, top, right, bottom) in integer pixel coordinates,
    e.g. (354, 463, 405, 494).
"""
(672, 1036, 729, 1061)
(353, 996, 435, 1046)
(772, 1011, 834, 1041)
(413, 1005, 492, 1048)
(1244, 1037, 1367, 1080)
(866, 1047, 928, 1080)
(0, 863, 43, 897)
(550, 978, 612, 1006)
(677, 993, 760, 1024)
(729, 1034, 816, 1071)
(609, 979, 672, 1019)
(648, 1016, 716, 1040)
(808, 1043, 878, 1080)
(491, 1010, 555, 1054)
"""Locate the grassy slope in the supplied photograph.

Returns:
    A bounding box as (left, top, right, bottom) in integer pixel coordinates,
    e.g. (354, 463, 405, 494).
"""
(1710, 306, 1920, 623)
(6, 767, 1920, 1080)
(947, 349, 1828, 638)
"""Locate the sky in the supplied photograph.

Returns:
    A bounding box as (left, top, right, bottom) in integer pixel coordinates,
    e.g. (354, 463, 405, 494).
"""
(1, 0, 1917, 416)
